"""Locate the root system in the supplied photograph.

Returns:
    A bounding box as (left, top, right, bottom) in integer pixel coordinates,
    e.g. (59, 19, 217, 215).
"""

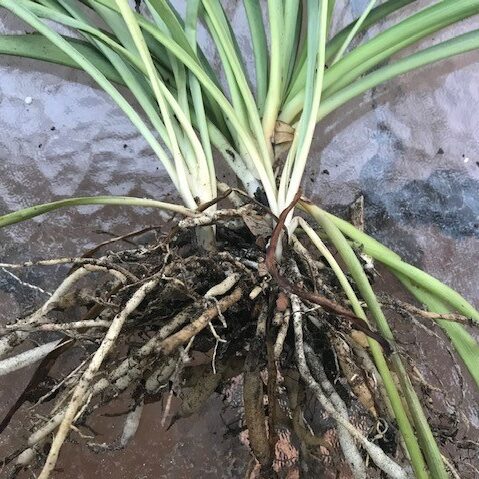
(0, 201, 472, 479)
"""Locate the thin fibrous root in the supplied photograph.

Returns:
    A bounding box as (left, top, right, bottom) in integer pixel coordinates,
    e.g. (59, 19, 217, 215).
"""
(0, 264, 127, 358)
(0, 266, 52, 296)
(26, 301, 206, 449)
(0, 257, 138, 282)
(4, 319, 112, 333)
(381, 296, 475, 326)
(37, 278, 159, 479)
(291, 295, 408, 479)
(0, 267, 89, 358)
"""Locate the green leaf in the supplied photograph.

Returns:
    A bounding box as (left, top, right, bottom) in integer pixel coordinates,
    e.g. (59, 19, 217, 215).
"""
(282, 0, 479, 123)
(297, 218, 428, 479)
(323, 0, 479, 96)
(307, 204, 479, 323)
(304, 202, 479, 391)
(0, 196, 194, 228)
(285, 0, 415, 105)
(202, 0, 272, 170)
(326, 0, 416, 63)
(243, 0, 269, 110)
(310, 208, 449, 479)
(319, 28, 479, 119)
(330, 0, 377, 65)
(116, 0, 198, 207)
(279, 0, 328, 209)
(261, 0, 284, 147)
(0, 33, 124, 85)
(0, 0, 180, 186)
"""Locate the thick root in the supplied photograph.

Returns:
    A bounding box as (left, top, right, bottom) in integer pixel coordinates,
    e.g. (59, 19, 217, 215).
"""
(0, 204, 467, 478)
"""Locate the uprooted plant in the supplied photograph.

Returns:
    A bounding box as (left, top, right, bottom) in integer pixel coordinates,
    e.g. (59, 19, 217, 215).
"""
(0, 1, 478, 478)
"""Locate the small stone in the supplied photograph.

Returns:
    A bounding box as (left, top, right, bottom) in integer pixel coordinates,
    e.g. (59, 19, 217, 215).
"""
(24, 96, 32, 104)
(437, 148, 444, 155)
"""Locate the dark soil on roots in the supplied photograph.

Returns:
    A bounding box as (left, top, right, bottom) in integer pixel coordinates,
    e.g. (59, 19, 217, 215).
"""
(0, 204, 477, 479)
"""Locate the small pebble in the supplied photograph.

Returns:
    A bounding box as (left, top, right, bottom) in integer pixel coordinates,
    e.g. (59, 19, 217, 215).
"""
(24, 96, 32, 105)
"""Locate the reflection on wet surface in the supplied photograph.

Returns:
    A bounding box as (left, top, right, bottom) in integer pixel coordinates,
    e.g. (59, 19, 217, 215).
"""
(0, 1, 478, 477)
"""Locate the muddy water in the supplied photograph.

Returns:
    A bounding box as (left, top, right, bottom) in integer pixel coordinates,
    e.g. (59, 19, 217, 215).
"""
(1, 1, 478, 478)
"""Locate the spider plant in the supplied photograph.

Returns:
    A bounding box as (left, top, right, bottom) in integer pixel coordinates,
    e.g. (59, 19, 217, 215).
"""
(0, 1, 478, 478)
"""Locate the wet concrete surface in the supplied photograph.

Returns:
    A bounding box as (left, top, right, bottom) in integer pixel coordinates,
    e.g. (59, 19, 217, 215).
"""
(0, 1, 478, 477)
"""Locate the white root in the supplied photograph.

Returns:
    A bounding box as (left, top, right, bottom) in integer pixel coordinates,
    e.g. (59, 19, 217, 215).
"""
(0, 265, 127, 358)
(22, 277, 242, 470)
(0, 257, 137, 282)
(26, 285, 190, 448)
(37, 278, 158, 479)
(0, 339, 68, 377)
(178, 205, 251, 228)
(7, 319, 112, 332)
(441, 453, 461, 479)
(204, 273, 240, 298)
(351, 342, 395, 420)
(304, 341, 367, 479)
(15, 447, 36, 467)
(291, 295, 408, 479)
(161, 338, 195, 427)
(273, 309, 291, 360)
(0, 267, 89, 358)
(249, 285, 263, 300)
(119, 400, 144, 448)
(1, 266, 52, 296)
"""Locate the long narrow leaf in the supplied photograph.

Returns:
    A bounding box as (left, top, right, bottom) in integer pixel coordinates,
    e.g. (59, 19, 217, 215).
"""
(311, 208, 449, 479)
(202, 0, 273, 170)
(243, 0, 269, 110)
(282, 0, 479, 123)
(319, 28, 479, 120)
(261, 0, 283, 151)
(0, 196, 194, 228)
(330, 0, 377, 65)
(285, 0, 415, 105)
(185, 0, 216, 198)
(294, 217, 428, 479)
(303, 203, 479, 322)
(116, 0, 198, 207)
(0, 34, 124, 85)
(323, 0, 479, 96)
(279, 0, 328, 209)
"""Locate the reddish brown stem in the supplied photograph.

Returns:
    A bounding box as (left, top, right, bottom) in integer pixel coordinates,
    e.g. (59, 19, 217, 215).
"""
(265, 190, 390, 353)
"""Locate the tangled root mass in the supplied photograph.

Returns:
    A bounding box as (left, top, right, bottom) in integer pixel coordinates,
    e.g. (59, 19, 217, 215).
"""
(0, 204, 468, 478)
